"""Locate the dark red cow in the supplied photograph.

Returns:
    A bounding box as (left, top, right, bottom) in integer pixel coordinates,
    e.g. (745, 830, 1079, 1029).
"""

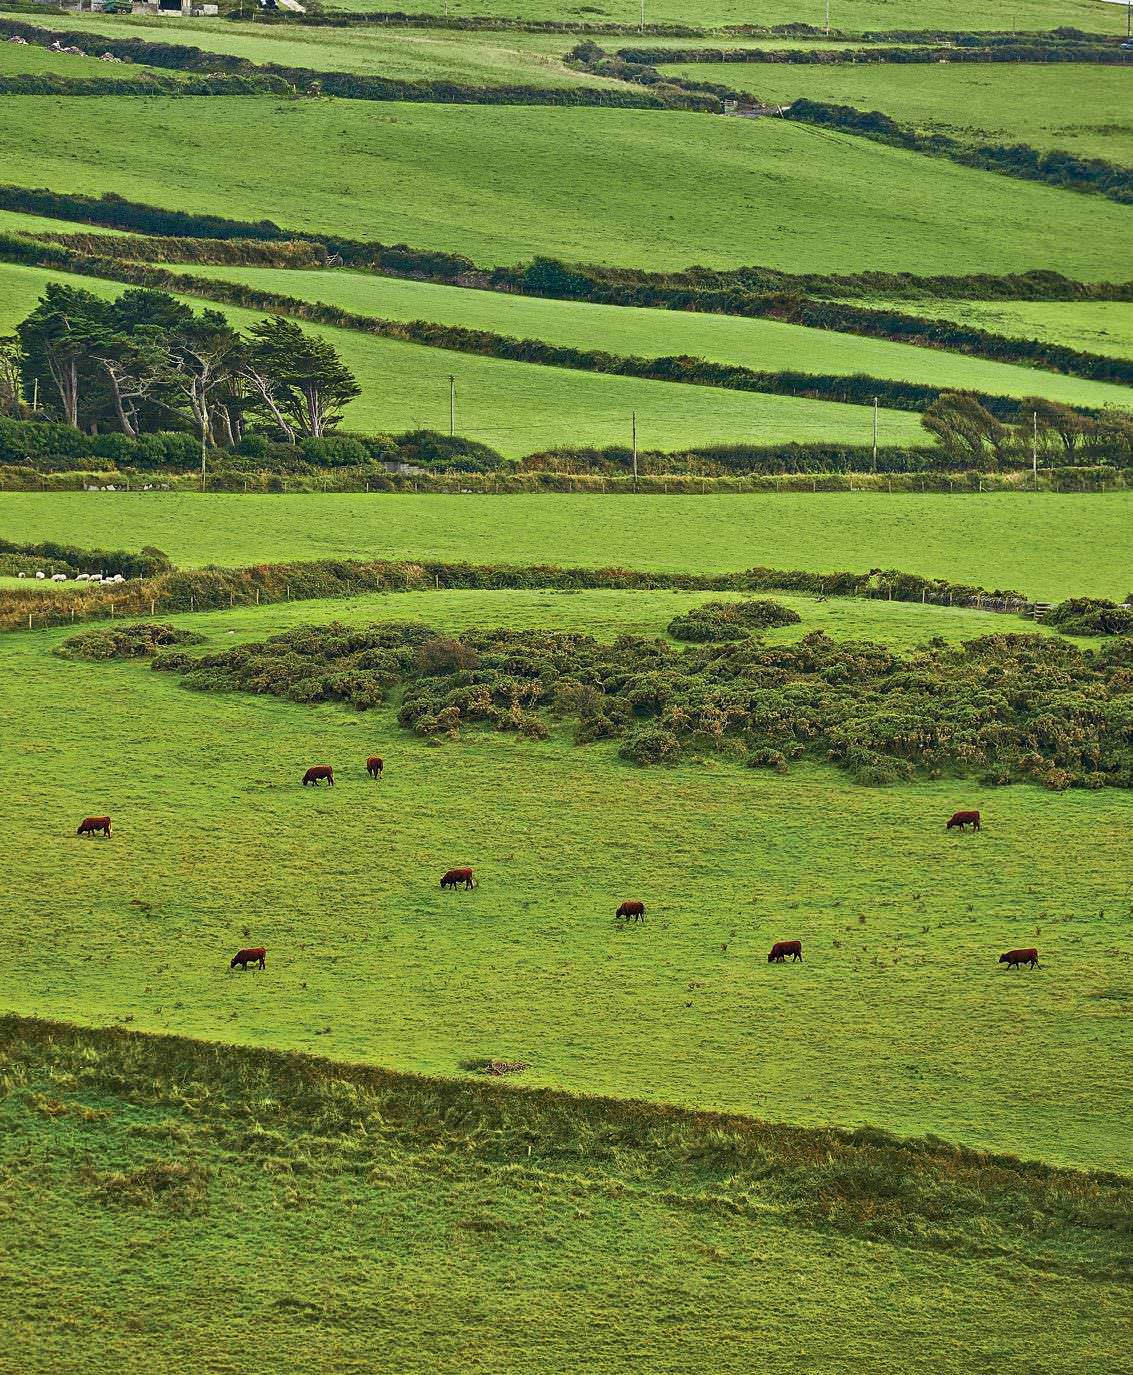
(768, 940, 803, 963)
(616, 900, 645, 922)
(946, 810, 981, 831)
(77, 816, 111, 838)
(999, 947, 1039, 970)
(441, 867, 475, 891)
(302, 765, 334, 787)
(366, 756, 384, 779)
(230, 947, 266, 971)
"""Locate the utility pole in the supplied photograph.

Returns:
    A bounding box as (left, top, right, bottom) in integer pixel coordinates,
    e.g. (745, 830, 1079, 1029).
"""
(824, 0, 830, 34)
(448, 374, 455, 437)
(631, 411, 638, 490)
(639, 0, 644, 32)
(872, 396, 878, 471)
(1032, 410, 1038, 490)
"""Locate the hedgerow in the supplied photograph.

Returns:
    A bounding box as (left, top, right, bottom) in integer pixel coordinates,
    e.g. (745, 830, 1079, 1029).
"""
(0, 536, 171, 580)
(133, 618, 1133, 790)
(1045, 598, 1133, 636)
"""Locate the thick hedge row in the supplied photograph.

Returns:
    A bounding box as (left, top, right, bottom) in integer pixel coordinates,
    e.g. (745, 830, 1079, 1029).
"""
(1, 240, 1106, 426)
(5, 183, 1131, 304)
(2, 557, 1034, 634)
(619, 38, 1130, 64)
(138, 618, 1133, 790)
(0, 536, 170, 580)
(0, 18, 709, 111)
(785, 100, 1133, 205)
(0, 73, 290, 97)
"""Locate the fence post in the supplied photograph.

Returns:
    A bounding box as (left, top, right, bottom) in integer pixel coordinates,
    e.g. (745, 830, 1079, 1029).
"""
(190, 595, 195, 612)
(27, 612, 32, 631)
(256, 589, 260, 605)
(151, 599, 156, 616)
(111, 603, 115, 618)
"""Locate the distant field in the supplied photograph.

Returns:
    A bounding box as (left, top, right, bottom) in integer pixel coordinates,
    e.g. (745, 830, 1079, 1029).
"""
(658, 62, 1133, 163)
(2, 97, 1132, 276)
(0, 262, 922, 454)
(5, 12, 622, 89)
(0, 38, 184, 81)
(310, 0, 1128, 36)
(159, 263, 1133, 411)
(3, 491, 1131, 599)
(847, 299, 1133, 360)
(1, 590, 1130, 1170)
(0, 207, 126, 238)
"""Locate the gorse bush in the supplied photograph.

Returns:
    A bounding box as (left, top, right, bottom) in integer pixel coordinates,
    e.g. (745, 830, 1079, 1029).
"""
(55, 622, 204, 661)
(132, 617, 1133, 790)
(1045, 598, 1133, 637)
(667, 598, 802, 641)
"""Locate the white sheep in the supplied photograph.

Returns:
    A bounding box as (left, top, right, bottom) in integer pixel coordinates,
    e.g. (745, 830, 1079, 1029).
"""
(51, 573, 67, 583)
(35, 571, 46, 580)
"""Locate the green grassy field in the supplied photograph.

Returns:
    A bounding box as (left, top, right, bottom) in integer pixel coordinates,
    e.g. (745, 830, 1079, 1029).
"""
(2, 96, 1132, 276)
(158, 262, 1133, 411)
(3, 490, 1130, 599)
(1, 587, 1130, 1172)
(4, 1016, 1129, 1375)
(0, 262, 924, 454)
(847, 299, 1133, 360)
(5, 12, 623, 89)
(311, 0, 1129, 35)
(0, 39, 183, 81)
(659, 62, 1133, 162)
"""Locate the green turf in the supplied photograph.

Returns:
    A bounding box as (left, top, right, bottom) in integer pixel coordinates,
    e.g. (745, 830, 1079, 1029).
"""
(5, 12, 624, 89)
(0, 207, 128, 238)
(1, 588, 1130, 1171)
(660, 62, 1133, 163)
(845, 299, 1133, 361)
(2, 490, 1130, 599)
(2, 96, 1132, 277)
(156, 262, 1133, 411)
(0, 37, 183, 81)
(312, 0, 1129, 36)
(2, 1016, 1129, 1375)
(0, 261, 924, 454)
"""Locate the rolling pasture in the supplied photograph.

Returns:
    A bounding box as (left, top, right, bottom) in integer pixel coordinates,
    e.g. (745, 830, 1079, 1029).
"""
(2, 491, 1130, 600)
(2, 587, 1131, 1173)
(158, 262, 1133, 412)
(659, 62, 1133, 164)
(1, 96, 1132, 276)
(0, 263, 925, 455)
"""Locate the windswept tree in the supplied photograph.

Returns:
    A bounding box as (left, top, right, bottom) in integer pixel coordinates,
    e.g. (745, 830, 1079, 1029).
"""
(0, 336, 23, 418)
(17, 284, 108, 427)
(245, 317, 359, 438)
(921, 392, 1011, 469)
(166, 309, 244, 467)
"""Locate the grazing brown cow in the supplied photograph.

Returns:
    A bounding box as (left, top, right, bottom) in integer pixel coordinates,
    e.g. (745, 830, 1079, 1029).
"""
(77, 816, 111, 838)
(946, 810, 981, 831)
(302, 765, 334, 787)
(230, 947, 267, 971)
(366, 756, 384, 779)
(616, 900, 645, 922)
(768, 940, 803, 963)
(999, 947, 1039, 970)
(441, 867, 475, 890)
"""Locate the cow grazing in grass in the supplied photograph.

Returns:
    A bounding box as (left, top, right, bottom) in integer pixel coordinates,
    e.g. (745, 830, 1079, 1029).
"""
(768, 940, 803, 963)
(366, 756, 384, 779)
(77, 816, 111, 838)
(302, 765, 334, 787)
(230, 947, 266, 971)
(441, 867, 475, 890)
(999, 948, 1039, 970)
(946, 810, 981, 831)
(616, 900, 645, 922)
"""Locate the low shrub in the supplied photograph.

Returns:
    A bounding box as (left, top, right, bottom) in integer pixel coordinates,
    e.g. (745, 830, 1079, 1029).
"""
(1045, 598, 1133, 636)
(56, 622, 205, 661)
(667, 598, 801, 641)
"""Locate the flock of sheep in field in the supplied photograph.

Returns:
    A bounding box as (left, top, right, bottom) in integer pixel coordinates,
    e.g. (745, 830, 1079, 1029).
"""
(18, 571, 128, 584)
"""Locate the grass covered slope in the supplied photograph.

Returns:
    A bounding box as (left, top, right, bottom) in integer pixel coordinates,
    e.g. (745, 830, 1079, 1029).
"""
(847, 299, 1133, 361)
(2, 491, 1131, 599)
(2, 1014, 1130, 1375)
(2, 97, 1132, 276)
(1, 593, 1131, 1170)
(661, 63, 1133, 164)
(6, 11, 625, 90)
(158, 263, 1133, 411)
(0, 262, 920, 453)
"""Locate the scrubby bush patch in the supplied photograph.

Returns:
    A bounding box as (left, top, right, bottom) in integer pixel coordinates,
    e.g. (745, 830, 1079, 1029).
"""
(56, 621, 204, 661)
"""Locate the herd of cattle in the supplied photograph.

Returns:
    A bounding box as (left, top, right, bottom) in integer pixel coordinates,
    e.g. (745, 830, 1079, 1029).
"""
(76, 777, 1039, 972)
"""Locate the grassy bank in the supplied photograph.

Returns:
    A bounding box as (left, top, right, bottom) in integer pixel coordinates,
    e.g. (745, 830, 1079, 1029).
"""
(2, 1013, 1129, 1374)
